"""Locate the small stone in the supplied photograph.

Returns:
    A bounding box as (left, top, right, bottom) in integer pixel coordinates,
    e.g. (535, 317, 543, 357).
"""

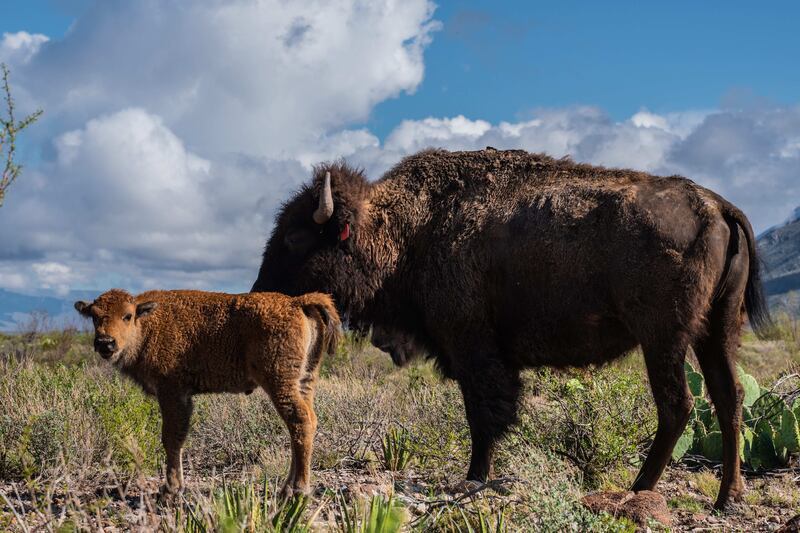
(776, 514, 800, 533)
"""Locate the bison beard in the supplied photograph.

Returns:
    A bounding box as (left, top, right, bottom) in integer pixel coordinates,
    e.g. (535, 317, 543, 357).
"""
(252, 148, 772, 510)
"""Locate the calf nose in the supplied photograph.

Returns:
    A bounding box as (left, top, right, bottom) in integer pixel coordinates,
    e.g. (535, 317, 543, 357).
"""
(94, 336, 117, 355)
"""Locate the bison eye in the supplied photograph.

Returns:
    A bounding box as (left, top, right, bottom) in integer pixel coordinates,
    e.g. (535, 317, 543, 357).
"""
(123, 314, 132, 322)
(284, 228, 316, 254)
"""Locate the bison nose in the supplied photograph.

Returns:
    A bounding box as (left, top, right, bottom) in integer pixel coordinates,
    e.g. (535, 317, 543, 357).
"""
(94, 336, 117, 358)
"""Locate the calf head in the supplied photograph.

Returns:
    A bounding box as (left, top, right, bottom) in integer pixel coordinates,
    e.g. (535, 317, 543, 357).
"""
(74, 289, 157, 363)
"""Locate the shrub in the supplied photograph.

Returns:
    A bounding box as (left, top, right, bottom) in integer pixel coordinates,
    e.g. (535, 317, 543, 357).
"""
(519, 364, 656, 485)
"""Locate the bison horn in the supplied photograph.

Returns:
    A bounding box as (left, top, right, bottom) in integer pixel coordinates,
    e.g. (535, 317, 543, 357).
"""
(313, 171, 334, 224)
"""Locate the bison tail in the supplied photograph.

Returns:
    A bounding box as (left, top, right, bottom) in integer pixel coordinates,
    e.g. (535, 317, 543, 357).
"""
(721, 204, 773, 338)
(298, 293, 342, 368)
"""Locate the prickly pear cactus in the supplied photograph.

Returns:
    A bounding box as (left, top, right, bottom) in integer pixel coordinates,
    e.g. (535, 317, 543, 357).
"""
(672, 363, 799, 471)
(701, 431, 724, 462)
(672, 424, 694, 461)
(776, 407, 800, 454)
(685, 361, 704, 397)
(749, 419, 780, 470)
(736, 365, 760, 407)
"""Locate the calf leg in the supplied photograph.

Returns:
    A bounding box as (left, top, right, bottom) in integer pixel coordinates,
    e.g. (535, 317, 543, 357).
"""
(158, 391, 193, 495)
(262, 382, 317, 498)
(457, 357, 522, 483)
(631, 335, 693, 493)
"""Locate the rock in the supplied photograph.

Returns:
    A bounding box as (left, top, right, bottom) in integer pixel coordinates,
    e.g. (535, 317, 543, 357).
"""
(582, 490, 671, 527)
(776, 514, 800, 533)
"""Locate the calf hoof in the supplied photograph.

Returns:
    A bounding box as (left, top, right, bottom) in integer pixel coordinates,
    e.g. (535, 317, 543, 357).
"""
(157, 484, 183, 505)
(279, 483, 310, 501)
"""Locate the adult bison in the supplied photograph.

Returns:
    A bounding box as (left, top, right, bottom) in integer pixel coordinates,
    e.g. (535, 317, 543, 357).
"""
(251, 148, 771, 509)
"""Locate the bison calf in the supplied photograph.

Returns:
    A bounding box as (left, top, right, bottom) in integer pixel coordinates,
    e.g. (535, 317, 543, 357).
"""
(75, 289, 340, 497)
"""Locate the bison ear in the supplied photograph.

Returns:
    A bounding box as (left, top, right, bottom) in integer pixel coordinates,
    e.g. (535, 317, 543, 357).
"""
(74, 301, 92, 317)
(136, 301, 158, 319)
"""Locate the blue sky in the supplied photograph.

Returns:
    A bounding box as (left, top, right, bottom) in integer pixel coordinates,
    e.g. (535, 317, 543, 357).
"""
(0, 1, 798, 297)
(5, 1, 800, 137)
(372, 1, 800, 136)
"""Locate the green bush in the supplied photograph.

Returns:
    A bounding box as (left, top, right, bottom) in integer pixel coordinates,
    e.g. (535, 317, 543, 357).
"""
(520, 365, 656, 485)
(91, 377, 162, 473)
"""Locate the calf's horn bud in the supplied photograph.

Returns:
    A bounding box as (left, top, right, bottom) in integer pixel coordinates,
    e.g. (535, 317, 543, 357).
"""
(313, 171, 334, 224)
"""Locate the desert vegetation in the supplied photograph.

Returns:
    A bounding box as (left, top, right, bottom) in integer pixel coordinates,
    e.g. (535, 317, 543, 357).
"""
(1, 63, 42, 207)
(1, 317, 798, 532)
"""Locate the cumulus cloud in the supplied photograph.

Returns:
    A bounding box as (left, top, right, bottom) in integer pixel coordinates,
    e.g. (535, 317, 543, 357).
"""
(0, 31, 49, 65)
(0, 0, 438, 295)
(360, 105, 799, 232)
(0, 0, 797, 300)
(0, 107, 311, 291)
(17, 0, 439, 157)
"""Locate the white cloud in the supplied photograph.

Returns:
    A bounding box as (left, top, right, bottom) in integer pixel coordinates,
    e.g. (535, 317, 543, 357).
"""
(0, 31, 49, 65)
(19, 0, 439, 157)
(356, 106, 800, 233)
(0, 0, 797, 301)
(385, 115, 493, 153)
(0, 107, 313, 291)
(31, 262, 78, 296)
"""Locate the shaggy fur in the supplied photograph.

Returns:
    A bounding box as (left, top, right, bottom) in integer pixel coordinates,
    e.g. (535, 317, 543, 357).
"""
(75, 289, 340, 497)
(252, 147, 771, 510)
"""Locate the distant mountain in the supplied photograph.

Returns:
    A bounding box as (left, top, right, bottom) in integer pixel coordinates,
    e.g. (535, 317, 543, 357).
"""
(0, 289, 95, 332)
(758, 210, 800, 299)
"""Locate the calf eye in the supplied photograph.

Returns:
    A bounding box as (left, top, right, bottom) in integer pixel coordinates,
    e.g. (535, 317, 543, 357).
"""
(123, 314, 132, 322)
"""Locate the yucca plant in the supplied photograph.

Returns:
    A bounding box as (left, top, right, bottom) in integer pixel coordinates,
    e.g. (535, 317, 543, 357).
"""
(457, 506, 507, 533)
(381, 426, 414, 472)
(336, 492, 406, 533)
(175, 478, 314, 533)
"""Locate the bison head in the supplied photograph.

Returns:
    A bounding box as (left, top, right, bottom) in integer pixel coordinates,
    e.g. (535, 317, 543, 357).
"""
(251, 162, 376, 316)
(75, 289, 157, 364)
(252, 162, 430, 365)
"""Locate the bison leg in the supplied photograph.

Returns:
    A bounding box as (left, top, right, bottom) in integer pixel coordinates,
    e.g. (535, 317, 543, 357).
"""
(457, 359, 522, 483)
(692, 262, 749, 509)
(631, 337, 693, 494)
(158, 391, 193, 495)
(694, 333, 745, 509)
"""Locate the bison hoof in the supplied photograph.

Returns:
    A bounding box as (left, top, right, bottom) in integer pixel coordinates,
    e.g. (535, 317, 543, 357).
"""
(713, 483, 745, 511)
(450, 479, 483, 494)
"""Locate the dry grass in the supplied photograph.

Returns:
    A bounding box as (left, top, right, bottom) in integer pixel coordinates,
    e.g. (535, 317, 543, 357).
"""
(0, 325, 797, 531)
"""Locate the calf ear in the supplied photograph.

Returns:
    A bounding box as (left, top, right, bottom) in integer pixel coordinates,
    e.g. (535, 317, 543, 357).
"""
(74, 301, 92, 317)
(136, 301, 158, 319)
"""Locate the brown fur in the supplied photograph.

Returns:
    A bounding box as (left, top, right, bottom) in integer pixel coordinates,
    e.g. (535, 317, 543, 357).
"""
(75, 289, 340, 497)
(252, 148, 771, 510)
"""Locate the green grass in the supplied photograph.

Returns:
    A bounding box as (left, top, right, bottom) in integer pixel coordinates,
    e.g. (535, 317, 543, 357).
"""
(668, 494, 705, 513)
